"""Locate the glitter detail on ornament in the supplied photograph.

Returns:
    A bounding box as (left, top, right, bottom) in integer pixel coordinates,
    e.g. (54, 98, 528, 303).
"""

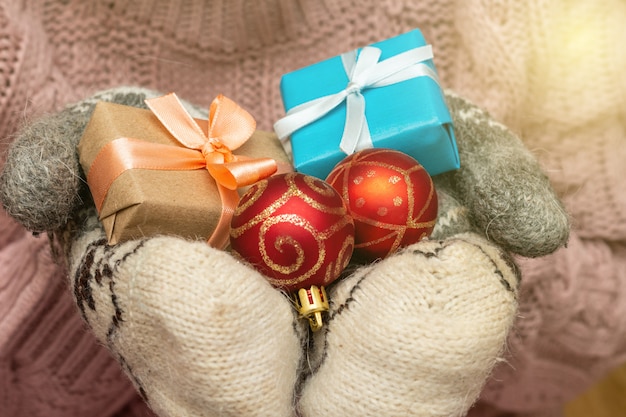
(326, 148, 438, 261)
(231, 173, 355, 330)
(230, 173, 354, 331)
(304, 175, 337, 196)
(259, 214, 318, 276)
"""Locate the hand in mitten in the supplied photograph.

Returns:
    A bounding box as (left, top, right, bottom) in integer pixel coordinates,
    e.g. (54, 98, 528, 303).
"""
(297, 91, 569, 416)
(0, 87, 569, 417)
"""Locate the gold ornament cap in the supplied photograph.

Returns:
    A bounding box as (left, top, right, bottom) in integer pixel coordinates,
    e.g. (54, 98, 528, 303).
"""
(296, 285, 329, 332)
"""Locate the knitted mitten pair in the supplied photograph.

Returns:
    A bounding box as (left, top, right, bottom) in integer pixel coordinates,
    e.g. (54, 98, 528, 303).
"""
(0, 87, 569, 417)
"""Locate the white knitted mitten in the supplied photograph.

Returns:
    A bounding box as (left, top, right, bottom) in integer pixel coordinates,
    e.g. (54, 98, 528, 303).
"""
(299, 232, 518, 416)
(67, 210, 306, 417)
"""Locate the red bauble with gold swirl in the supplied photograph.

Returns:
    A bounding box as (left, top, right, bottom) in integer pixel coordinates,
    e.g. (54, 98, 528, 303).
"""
(230, 172, 355, 292)
(326, 148, 438, 262)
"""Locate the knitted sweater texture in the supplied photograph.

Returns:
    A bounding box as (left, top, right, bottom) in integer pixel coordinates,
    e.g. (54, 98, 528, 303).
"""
(1, 0, 625, 416)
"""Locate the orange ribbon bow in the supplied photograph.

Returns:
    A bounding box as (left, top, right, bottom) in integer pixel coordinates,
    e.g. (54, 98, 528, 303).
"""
(87, 93, 277, 248)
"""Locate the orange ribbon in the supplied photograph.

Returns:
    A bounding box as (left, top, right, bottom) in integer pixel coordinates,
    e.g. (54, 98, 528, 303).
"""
(87, 93, 277, 248)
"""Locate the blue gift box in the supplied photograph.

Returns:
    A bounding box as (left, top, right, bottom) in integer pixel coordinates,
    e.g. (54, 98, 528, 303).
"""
(275, 29, 459, 180)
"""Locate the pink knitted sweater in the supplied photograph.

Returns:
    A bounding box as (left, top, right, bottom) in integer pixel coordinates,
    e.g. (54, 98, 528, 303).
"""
(1, 1, 625, 416)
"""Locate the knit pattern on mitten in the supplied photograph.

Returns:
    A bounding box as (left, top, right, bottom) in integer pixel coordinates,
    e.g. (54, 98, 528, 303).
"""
(298, 233, 519, 417)
(0, 85, 568, 417)
(65, 207, 307, 417)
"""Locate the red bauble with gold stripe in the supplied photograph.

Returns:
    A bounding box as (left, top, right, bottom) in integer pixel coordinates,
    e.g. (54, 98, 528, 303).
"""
(326, 148, 438, 261)
(230, 172, 355, 292)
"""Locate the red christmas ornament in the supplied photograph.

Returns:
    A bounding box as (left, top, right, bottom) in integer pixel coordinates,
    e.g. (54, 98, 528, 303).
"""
(326, 148, 438, 261)
(230, 172, 355, 330)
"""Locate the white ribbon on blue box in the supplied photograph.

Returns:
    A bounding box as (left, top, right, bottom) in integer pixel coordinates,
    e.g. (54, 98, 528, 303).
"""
(274, 29, 460, 180)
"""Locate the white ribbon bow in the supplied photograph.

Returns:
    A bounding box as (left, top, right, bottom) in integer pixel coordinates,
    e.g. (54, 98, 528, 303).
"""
(274, 44, 440, 155)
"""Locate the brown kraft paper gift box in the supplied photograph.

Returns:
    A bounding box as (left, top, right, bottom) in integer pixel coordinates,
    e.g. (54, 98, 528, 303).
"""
(78, 101, 291, 245)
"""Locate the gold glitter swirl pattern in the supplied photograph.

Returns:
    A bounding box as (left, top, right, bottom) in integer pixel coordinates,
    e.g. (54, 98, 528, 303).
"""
(234, 177, 268, 213)
(259, 214, 324, 277)
(288, 175, 347, 215)
(323, 234, 355, 284)
(303, 174, 337, 197)
(263, 214, 354, 288)
(231, 173, 348, 238)
(230, 172, 355, 290)
(317, 214, 354, 239)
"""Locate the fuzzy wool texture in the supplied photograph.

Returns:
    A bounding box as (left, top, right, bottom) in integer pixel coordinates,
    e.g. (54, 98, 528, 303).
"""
(0, 109, 89, 231)
(0, 87, 206, 233)
(67, 208, 306, 417)
(436, 93, 570, 257)
(0, 88, 569, 259)
(63, 203, 519, 417)
(0, 86, 562, 417)
(0, 89, 154, 232)
(3, 1, 624, 416)
(0, 218, 141, 417)
(300, 234, 519, 417)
